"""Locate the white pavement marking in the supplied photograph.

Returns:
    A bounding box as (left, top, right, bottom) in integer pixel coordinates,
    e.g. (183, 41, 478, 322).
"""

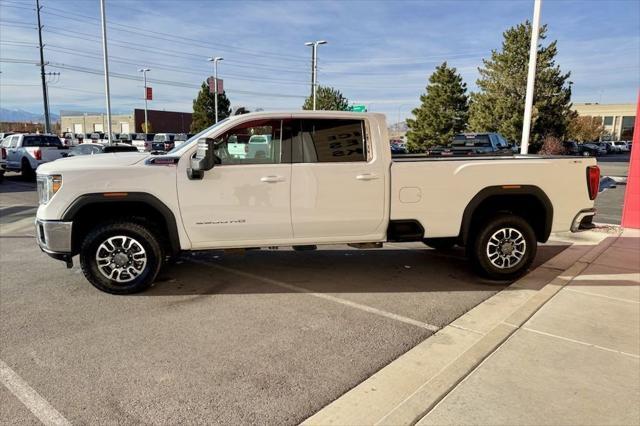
(0, 359, 71, 426)
(188, 259, 441, 332)
(521, 327, 640, 359)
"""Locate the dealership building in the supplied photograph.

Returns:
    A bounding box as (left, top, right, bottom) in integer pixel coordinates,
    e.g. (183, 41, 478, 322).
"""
(60, 109, 193, 135)
(572, 103, 635, 141)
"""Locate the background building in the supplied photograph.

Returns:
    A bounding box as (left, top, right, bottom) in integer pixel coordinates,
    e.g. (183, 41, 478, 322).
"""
(572, 103, 635, 141)
(61, 109, 192, 134)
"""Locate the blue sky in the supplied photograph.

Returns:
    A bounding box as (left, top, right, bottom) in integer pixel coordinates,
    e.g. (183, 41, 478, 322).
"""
(1, 0, 638, 123)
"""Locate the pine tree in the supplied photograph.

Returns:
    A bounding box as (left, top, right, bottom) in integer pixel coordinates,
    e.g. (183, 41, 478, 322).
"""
(468, 21, 573, 150)
(302, 86, 349, 111)
(190, 82, 232, 133)
(406, 62, 469, 151)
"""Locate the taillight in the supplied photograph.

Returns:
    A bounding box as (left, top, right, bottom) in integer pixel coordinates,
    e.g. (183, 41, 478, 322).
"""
(587, 165, 600, 200)
(34, 149, 42, 161)
(1, 148, 5, 159)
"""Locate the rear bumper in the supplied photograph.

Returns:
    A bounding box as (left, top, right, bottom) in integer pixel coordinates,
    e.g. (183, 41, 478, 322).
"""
(35, 219, 73, 256)
(571, 208, 596, 232)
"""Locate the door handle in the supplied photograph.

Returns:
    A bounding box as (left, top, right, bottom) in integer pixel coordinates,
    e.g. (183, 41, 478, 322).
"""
(356, 173, 378, 181)
(260, 175, 285, 183)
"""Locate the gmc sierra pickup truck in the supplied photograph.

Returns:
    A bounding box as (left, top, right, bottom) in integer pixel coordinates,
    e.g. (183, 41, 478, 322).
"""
(35, 112, 600, 294)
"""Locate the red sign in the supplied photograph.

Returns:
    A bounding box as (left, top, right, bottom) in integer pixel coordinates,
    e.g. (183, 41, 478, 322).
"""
(207, 77, 224, 94)
(145, 87, 152, 101)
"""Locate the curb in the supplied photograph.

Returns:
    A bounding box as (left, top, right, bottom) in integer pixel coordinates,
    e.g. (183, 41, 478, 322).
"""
(303, 234, 618, 426)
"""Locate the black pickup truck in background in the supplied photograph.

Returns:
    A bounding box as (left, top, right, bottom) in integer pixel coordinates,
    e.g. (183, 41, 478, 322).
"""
(427, 132, 514, 157)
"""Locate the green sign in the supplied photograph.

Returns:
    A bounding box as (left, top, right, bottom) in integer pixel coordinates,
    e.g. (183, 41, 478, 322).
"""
(349, 104, 367, 112)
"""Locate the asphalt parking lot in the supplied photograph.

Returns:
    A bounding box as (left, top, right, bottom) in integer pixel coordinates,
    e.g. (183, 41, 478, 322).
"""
(0, 172, 594, 424)
(595, 153, 631, 225)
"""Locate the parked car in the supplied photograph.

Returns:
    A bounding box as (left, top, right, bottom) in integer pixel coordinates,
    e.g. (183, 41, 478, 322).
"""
(89, 132, 106, 144)
(35, 111, 599, 294)
(62, 143, 139, 157)
(0, 132, 15, 141)
(428, 133, 513, 157)
(152, 133, 176, 151)
(580, 143, 605, 157)
(595, 142, 613, 154)
(390, 141, 407, 155)
(0, 134, 16, 179)
(3, 134, 68, 178)
(174, 133, 191, 149)
(118, 133, 133, 144)
(614, 141, 630, 152)
(131, 133, 155, 152)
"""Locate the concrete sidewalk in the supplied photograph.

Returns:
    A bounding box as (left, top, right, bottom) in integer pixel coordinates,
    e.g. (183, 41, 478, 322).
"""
(419, 229, 640, 426)
(305, 229, 639, 426)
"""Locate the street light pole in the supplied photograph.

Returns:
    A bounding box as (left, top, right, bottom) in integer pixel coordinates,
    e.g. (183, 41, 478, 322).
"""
(35, 0, 50, 133)
(99, 0, 113, 145)
(208, 57, 223, 123)
(138, 68, 150, 132)
(520, 0, 542, 155)
(305, 40, 327, 110)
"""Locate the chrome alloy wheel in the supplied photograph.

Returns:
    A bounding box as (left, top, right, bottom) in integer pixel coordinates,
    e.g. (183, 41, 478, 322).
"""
(95, 235, 147, 283)
(486, 227, 527, 269)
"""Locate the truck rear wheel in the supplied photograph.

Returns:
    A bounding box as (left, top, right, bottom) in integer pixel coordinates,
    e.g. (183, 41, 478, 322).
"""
(21, 159, 34, 180)
(469, 214, 536, 280)
(80, 221, 163, 294)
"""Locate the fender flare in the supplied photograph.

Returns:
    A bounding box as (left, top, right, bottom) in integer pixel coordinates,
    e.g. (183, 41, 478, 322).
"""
(62, 192, 181, 254)
(459, 185, 553, 244)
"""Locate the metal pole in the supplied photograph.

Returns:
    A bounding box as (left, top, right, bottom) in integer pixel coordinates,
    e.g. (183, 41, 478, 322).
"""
(99, 0, 113, 145)
(520, 0, 542, 155)
(312, 44, 318, 110)
(143, 70, 148, 131)
(214, 60, 219, 123)
(35, 0, 50, 133)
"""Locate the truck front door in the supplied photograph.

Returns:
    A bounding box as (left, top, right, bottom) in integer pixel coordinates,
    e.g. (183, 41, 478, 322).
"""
(177, 118, 293, 248)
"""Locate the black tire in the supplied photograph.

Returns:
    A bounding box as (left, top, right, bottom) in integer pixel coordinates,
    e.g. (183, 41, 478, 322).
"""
(423, 238, 457, 250)
(21, 159, 34, 180)
(469, 214, 537, 280)
(80, 220, 163, 294)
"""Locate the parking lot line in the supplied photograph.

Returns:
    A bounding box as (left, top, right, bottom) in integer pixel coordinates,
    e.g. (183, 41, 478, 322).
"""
(0, 359, 70, 426)
(188, 259, 441, 332)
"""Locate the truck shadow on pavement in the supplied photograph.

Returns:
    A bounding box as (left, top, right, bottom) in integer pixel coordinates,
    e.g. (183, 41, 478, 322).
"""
(146, 245, 569, 296)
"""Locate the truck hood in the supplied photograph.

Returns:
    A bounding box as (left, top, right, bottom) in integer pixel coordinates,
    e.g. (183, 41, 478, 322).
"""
(37, 152, 150, 174)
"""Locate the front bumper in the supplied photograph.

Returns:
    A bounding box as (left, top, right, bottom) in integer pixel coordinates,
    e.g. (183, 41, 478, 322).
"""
(35, 219, 73, 256)
(571, 208, 596, 232)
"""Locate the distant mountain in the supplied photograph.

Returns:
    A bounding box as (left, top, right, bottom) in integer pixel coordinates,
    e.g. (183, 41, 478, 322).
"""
(389, 121, 408, 132)
(0, 108, 60, 123)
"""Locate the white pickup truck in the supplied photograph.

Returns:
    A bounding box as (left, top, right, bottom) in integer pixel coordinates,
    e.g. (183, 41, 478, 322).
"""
(35, 112, 600, 294)
(4, 134, 69, 178)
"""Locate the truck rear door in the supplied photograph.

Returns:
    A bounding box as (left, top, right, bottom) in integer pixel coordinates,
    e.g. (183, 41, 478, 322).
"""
(290, 117, 387, 241)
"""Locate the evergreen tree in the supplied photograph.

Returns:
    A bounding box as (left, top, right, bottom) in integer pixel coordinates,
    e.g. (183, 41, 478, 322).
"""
(468, 21, 573, 150)
(190, 82, 231, 133)
(303, 86, 349, 111)
(406, 62, 469, 151)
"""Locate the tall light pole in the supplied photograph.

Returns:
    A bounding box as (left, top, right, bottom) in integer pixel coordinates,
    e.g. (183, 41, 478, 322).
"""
(520, 0, 542, 155)
(99, 0, 113, 144)
(305, 40, 327, 110)
(208, 57, 223, 123)
(35, 0, 50, 133)
(138, 68, 150, 132)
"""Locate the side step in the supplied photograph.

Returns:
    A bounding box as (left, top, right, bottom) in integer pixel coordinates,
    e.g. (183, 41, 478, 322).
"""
(347, 242, 383, 249)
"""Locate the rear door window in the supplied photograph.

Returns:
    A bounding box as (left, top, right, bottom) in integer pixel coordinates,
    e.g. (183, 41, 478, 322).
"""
(22, 135, 62, 147)
(296, 119, 367, 163)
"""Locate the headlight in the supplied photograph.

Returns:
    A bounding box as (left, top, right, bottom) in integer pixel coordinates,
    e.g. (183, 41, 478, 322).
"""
(37, 174, 62, 204)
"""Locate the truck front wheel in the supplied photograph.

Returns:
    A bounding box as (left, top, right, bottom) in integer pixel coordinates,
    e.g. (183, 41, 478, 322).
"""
(80, 221, 163, 294)
(470, 214, 537, 280)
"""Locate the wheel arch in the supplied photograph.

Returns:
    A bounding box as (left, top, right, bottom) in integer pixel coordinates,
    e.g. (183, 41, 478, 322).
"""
(62, 192, 181, 255)
(459, 185, 553, 245)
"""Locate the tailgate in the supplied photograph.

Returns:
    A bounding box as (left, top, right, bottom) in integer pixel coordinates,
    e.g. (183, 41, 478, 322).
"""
(39, 147, 67, 162)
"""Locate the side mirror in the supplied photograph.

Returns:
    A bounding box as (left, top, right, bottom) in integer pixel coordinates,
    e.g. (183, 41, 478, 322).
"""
(187, 137, 216, 180)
